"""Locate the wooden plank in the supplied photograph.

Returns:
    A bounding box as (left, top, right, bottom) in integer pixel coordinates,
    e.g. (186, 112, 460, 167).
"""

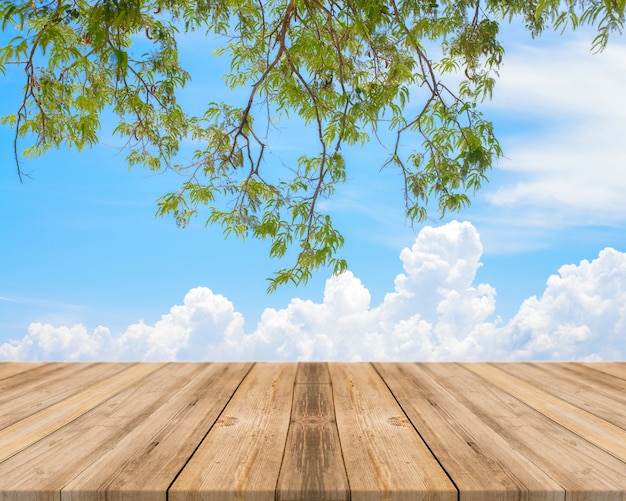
(276, 363, 349, 501)
(0, 362, 624, 501)
(374, 362, 564, 501)
(0, 363, 75, 398)
(560, 363, 626, 392)
(438, 363, 626, 500)
(0, 363, 131, 429)
(495, 362, 626, 429)
(168, 362, 297, 501)
(328, 363, 457, 501)
(464, 362, 626, 463)
(0, 363, 189, 501)
(0, 362, 44, 381)
(294, 361, 331, 384)
(581, 362, 626, 381)
(60, 362, 252, 501)
(0, 362, 164, 462)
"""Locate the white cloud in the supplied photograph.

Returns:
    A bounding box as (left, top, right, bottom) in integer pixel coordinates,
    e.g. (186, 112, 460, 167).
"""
(0, 288, 260, 361)
(497, 247, 626, 360)
(0, 323, 113, 361)
(2, 221, 624, 361)
(482, 39, 626, 226)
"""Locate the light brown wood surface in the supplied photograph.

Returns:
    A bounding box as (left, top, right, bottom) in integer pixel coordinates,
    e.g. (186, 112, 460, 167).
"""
(329, 363, 456, 501)
(373, 363, 564, 501)
(0, 362, 625, 501)
(169, 363, 297, 501)
(276, 363, 349, 501)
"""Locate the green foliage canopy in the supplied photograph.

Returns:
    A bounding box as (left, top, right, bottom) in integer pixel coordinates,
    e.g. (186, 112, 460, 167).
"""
(1, 0, 624, 290)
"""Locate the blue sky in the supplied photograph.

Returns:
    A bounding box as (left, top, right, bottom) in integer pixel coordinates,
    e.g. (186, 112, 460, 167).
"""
(1, 18, 625, 361)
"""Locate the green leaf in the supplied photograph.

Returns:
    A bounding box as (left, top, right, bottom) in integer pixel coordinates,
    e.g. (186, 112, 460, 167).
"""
(2, 0, 622, 289)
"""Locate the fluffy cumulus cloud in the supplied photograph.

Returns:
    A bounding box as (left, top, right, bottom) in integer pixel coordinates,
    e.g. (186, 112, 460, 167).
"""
(499, 248, 626, 361)
(1, 221, 625, 361)
(0, 288, 260, 361)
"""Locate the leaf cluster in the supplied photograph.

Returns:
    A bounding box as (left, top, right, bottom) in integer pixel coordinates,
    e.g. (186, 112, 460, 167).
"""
(1, 0, 623, 290)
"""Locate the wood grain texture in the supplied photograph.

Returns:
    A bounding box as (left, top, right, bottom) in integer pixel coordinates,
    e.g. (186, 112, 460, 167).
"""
(463, 362, 626, 462)
(61, 363, 253, 501)
(0, 363, 181, 501)
(0, 363, 44, 381)
(374, 362, 564, 501)
(581, 362, 626, 381)
(0, 363, 130, 430)
(495, 362, 626, 429)
(449, 363, 626, 501)
(1, 362, 626, 501)
(329, 363, 457, 501)
(276, 363, 349, 501)
(168, 363, 297, 501)
(0, 363, 163, 463)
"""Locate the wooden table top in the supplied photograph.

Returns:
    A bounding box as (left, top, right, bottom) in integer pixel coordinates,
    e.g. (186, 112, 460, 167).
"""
(0, 362, 625, 501)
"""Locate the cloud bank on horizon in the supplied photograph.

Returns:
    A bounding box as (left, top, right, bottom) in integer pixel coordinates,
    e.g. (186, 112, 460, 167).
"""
(1, 221, 624, 362)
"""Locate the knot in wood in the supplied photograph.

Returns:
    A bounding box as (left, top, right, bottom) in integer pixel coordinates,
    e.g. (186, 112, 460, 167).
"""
(387, 416, 410, 427)
(217, 416, 239, 427)
(296, 416, 329, 426)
